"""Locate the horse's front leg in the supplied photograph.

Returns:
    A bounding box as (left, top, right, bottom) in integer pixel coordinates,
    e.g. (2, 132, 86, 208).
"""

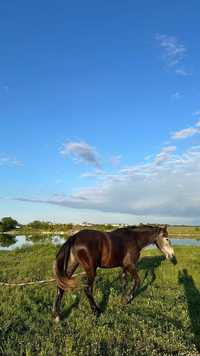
(53, 287, 64, 322)
(121, 268, 128, 292)
(123, 265, 140, 304)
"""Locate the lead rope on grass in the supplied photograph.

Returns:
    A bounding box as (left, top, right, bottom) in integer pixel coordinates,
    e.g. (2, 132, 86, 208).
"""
(0, 271, 86, 287)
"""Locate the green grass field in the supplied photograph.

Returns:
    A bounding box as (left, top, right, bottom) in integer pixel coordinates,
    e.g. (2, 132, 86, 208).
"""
(168, 226, 200, 238)
(0, 244, 200, 355)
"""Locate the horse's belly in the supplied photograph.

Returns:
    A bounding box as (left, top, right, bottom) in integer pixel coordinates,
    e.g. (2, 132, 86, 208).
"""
(100, 261, 122, 268)
(100, 250, 123, 268)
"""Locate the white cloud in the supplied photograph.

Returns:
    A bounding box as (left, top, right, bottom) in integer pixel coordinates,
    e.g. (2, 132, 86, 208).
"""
(14, 146, 200, 224)
(193, 110, 200, 117)
(60, 141, 100, 167)
(161, 146, 176, 153)
(175, 68, 191, 76)
(0, 154, 23, 167)
(12, 121, 200, 224)
(156, 34, 190, 76)
(154, 146, 176, 165)
(156, 34, 186, 66)
(154, 153, 170, 165)
(81, 169, 105, 179)
(109, 155, 122, 166)
(171, 127, 200, 140)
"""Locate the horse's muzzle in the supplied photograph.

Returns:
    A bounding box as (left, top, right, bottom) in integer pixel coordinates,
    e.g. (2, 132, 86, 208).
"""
(170, 255, 177, 265)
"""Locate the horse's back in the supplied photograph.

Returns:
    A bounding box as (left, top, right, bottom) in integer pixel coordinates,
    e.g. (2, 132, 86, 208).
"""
(72, 229, 136, 268)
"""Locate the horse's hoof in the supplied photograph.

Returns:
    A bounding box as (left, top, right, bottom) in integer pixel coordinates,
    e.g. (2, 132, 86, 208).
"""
(122, 296, 129, 305)
(54, 316, 60, 323)
(93, 306, 101, 317)
(122, 295, 133, 305)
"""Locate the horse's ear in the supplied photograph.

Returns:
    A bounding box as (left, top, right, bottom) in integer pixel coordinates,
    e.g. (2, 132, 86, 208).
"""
(160, 224, 168, 231)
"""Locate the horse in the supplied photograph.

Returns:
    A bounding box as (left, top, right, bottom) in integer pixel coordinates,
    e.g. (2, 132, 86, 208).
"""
(53, 224, 175, 321)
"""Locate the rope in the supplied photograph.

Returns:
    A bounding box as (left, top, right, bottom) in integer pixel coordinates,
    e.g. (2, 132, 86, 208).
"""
(0, 272, 86, 287)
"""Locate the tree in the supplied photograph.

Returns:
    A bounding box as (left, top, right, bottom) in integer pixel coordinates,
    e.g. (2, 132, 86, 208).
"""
(0, 217, 18, 232)
(28, 220, 50, 230)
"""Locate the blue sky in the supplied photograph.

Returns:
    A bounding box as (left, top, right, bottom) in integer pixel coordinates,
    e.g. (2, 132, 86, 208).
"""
(1, 1, 200, 224)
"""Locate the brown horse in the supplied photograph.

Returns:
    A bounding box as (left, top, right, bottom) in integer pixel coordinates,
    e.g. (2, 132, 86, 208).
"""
(53, 224, 175, 321)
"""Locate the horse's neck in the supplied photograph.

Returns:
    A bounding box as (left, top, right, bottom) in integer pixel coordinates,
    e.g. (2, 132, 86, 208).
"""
(136, 232, 155, 250)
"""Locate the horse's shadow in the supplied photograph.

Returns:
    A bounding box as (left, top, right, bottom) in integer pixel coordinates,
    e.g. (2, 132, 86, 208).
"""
(60, 255, 164, 316)
(178, 269, 200, 352)
(97, 255, 165, 312)
(136, 255, 165, 295)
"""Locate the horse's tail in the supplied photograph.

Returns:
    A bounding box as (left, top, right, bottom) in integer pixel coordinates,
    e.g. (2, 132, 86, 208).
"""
(53, 235, 79, 290)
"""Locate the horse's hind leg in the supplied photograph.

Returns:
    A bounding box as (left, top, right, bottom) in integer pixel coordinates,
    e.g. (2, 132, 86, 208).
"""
(84, 269, 101, 316)
(53, 258, 79, 322)
(53, 287, 64, 322)
(122, 268, 129, 292)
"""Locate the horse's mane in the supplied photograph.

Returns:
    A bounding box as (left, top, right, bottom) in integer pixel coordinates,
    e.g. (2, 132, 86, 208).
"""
(113, 224, 160, 234)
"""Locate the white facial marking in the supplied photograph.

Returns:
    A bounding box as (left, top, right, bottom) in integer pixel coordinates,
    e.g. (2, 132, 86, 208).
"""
(157, 233, 175, 259)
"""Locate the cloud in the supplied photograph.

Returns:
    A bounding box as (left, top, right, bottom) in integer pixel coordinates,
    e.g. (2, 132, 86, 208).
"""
(154, 146, 176, 165)
(81, 169, 105, 179)
(175, 68, 191, 76)
(0, 154, 23, 167)
(193, 110, 200, 117)
(171, 92, 183, 100)
(110, 155, 122, 166)
(14, 146, 200, 224)
(161, 146, 176, 153)
(154, 153, 170, 165)
(156, 34, 190, 75)
(156, 34, 186, 66)
(60, 141, 100, 167)
(171, 126, 200, 140)
(12, 122, 200, 224)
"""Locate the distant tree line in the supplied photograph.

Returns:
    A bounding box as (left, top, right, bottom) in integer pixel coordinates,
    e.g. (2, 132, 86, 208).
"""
(24, 220, 74, 232)
(0, 217, 19, 232)
(0, 217, 116, 234)
(1, 217, 200, 235)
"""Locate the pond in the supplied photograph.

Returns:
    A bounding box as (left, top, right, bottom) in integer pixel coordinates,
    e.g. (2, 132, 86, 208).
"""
(0, 234, 67, 251)
(0, 234, 200, 251)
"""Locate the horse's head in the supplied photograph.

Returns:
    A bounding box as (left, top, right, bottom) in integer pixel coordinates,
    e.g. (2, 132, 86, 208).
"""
(155, 225, 175, 261)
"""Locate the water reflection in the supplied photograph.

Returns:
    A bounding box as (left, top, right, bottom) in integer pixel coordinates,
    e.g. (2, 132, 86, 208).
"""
(0, 234, 67, 251)
(0, 235, 200, 251)
(0, 234, 17, 248)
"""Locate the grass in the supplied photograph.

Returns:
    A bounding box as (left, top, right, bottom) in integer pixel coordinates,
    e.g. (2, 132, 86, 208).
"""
(0, 244, 200, 355)
(168, 226, 200, 239)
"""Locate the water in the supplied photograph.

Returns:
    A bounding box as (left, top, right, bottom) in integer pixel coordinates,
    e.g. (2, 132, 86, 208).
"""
(146, 237, 200, 250)
(0, 234, 200, 251)
(0, 234, 66, 251)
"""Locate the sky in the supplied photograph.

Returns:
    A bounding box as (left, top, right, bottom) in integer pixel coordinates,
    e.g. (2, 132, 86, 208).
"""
(1, 1, 200, 225)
